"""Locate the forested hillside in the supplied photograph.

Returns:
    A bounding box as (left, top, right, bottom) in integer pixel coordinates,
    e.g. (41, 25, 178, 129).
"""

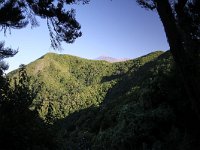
(7, 51, 200, 149)
(9, 51, 163, 121)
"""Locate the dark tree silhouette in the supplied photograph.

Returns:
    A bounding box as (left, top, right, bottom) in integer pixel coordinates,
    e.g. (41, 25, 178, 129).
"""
(0, 0, 89, 49)
(0, 42, 17, 73)
(0, 65, 58, 150)
(0, 0, 89, 82)
(137, 0, 200, 118)
(0, 1, 89, 149)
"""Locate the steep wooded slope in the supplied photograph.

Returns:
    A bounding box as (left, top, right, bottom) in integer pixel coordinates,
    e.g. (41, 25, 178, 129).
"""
(9, 51, 200, 150)
(9, 51, 163, 121)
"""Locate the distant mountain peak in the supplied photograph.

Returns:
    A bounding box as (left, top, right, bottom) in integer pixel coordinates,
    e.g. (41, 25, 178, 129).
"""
(95, 56, 130, 63)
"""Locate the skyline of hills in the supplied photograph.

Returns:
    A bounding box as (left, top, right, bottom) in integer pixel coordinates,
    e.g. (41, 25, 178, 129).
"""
(9, 51, 164, 120)
(95, 55, 130, 62)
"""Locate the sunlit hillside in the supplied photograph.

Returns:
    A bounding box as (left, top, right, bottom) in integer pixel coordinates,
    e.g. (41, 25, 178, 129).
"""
(7, 51, 200, 149)
(9, 51, 164, 120)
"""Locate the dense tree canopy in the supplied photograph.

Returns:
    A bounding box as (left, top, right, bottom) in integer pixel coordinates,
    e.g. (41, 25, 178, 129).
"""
(0, 1, 200, 149)
(8, 51, 200, 150)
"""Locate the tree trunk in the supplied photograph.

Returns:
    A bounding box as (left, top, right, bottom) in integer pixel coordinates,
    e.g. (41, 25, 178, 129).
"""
(155, 0, 200, 118)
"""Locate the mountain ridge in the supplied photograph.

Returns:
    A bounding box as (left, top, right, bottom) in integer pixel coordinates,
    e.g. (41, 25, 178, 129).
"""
(9, 51, 165, 120)
(95, 55, 130, 62)
(7, 50, 200, 150)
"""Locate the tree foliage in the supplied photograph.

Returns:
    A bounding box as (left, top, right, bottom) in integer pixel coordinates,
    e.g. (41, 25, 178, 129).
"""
(1, 0, 200, 149)
(0, 0, 89, 91)
(0, 0, 89, 49)
(0, 65, 57, 150)
(54, 52, 200, 150)
(0, 41, 17, 74)
(137, 0, 200, 119)
(6, 51, 200, 149)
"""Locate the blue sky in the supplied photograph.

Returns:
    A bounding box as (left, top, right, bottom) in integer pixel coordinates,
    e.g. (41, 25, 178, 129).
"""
(0, 0, 169, 73)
